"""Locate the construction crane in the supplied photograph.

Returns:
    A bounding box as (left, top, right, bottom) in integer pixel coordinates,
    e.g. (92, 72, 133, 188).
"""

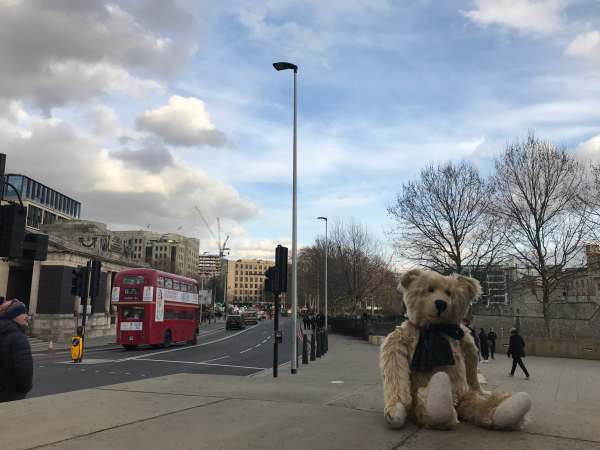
(194, 205, 230, 257)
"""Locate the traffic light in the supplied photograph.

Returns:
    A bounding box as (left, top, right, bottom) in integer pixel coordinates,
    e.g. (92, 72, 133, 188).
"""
(0, 204, 26, 258)
(89, 260, 102, 298)
(71, 268, 84, 296)
(275, 245, 288, 294)
(264, 266, 279, 294)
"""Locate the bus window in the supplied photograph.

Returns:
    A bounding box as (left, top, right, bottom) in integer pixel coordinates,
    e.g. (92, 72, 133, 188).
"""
(123, 276, 145, 285)
(122, 306, 145, 320)
(165, 278, 173, 289)
(182, 283, 189, 292)
(165, 309, 176, 320)
(173, 280, 180, 291)
(157, 276, 164, 287)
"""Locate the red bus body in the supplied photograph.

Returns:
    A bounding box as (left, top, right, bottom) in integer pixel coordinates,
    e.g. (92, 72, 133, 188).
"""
(112, 268, 199, 348)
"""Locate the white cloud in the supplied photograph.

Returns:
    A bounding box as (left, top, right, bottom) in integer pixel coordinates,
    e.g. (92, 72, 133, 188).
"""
(575, 133, 600, 161)
(0, 0, 193, 109)
(463, 0, 568, 34)
(232, 237, 292, 260)
(0, 113, 259, 235)
(565, 30, 600, 59)
(136, 96, 227, 147)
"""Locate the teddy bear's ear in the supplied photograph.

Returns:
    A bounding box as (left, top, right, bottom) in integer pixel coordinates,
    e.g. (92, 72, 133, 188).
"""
(455, 275, 482, 301)
(400, 269, 422, 290)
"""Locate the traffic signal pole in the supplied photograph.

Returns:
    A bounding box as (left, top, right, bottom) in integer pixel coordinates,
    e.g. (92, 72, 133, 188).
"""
(273, 293, 280, 377)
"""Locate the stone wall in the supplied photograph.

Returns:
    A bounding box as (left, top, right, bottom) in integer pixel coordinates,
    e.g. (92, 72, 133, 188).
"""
(31, 312, 115, 341)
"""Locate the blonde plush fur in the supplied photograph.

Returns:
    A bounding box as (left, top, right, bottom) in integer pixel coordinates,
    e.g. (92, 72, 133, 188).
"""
(380, 269, 531, 430)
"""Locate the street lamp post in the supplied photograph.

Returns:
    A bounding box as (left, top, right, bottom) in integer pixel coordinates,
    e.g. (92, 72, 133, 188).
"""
(273, 61, 299, 374)
(317, 217, 328, 330)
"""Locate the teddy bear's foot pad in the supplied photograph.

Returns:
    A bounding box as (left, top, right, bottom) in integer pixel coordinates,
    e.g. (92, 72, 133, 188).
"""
(426, 372, 455, 427)
(385, 402, 407, 429)
(493, 392, 531, 429)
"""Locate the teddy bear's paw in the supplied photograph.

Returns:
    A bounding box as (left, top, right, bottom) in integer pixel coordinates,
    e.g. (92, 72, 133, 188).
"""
(426, 372, 456, 427)
(492, 392, 532, 430)
(385, 402, 407, 429)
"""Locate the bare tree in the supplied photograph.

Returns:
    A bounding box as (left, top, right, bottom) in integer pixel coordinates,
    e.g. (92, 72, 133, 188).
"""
(297, 220, 400, 316)
(387, 160, 505, 274)
(492, 134, 591, 334)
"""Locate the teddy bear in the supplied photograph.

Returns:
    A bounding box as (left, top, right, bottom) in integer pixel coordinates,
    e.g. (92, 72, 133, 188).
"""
(380, 269, 531, 430)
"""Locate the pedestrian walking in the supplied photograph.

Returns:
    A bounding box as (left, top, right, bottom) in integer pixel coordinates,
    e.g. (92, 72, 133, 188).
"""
(0, 300, 33, 402)
(478, 328, 489, 362)
(507, 328, 530, 379)
(487, 328, 497, 360)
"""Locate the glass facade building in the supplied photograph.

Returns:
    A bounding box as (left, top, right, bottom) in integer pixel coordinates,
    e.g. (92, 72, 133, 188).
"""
(2, 174, 81, 229)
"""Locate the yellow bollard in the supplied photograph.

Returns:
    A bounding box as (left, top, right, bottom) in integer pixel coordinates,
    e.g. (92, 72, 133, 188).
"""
(70, 335, 83, 362)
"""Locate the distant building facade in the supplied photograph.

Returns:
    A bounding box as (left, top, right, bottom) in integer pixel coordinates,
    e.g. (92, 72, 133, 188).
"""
(198, 254, 221, 280)
(113, 230, 199, 279)
(2, 173, 81, 231)
(226, 259, 273, 304)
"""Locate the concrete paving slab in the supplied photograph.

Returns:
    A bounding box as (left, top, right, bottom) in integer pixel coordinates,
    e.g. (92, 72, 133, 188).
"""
(37, 398, 414, 450)
(0, 389, 224, 450)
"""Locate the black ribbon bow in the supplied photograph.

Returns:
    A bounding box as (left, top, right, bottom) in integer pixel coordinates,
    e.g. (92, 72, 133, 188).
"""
(411, 323, 465, 373)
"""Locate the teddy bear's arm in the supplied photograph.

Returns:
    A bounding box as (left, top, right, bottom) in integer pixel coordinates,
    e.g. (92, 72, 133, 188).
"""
(380, 329, 413, 412)
(460, 328, 482, 392)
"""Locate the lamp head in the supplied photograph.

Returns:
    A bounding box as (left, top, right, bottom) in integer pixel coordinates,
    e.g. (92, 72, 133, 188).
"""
(317, 216, 327, 221)
(273, 62, 298, 72)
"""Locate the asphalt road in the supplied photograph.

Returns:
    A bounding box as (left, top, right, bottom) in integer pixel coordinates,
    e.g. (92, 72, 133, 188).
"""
(30, 317, 295, 398)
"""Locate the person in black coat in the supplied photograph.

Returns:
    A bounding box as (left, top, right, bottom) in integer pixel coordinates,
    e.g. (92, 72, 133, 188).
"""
(487, 328, 498, 359)
(478, 328, 489, 362)
(0, 300, 33, 402)
(507, 328, 530, 378)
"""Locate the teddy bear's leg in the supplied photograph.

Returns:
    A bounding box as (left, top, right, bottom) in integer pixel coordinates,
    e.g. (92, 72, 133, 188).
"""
(457, 391, 531, 430)
(411, 372, 458, 430)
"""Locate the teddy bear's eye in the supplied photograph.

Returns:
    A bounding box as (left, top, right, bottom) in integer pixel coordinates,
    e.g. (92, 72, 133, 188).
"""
(428, 287, 435, 293)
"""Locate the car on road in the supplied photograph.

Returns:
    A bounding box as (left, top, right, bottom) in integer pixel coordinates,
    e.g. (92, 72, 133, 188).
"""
(226, 314, 245, 330)
(257, 310, 266, 321)
(242, 309, 259, 325)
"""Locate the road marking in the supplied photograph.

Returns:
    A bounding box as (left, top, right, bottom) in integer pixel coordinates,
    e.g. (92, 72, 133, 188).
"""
(115, 325, 256, 362)
(125, 372, 131, 375)
(261, 339, 268, 344)
(240, 348, 252, 354)
(134, 358, 265, 370)
(95, 370, 100, 373)
(201, 355, 230, 363)
(141, 374, 146, 377)
(254, 344, 261, 348)
(109, 371, 116, 374)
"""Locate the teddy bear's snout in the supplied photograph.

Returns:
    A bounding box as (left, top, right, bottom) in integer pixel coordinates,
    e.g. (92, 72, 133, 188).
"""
(434, 299, 448, 316)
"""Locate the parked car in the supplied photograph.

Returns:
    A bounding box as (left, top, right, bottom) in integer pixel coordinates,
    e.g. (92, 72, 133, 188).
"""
(257, 310, 266, 321)
(226, 314, 245, 330)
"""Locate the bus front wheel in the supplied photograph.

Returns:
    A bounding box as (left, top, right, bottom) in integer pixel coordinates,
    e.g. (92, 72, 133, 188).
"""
(163, 330, 172, 348)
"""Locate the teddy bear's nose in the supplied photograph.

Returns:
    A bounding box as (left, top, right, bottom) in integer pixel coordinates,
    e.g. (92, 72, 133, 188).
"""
(434, 300, 448, 314)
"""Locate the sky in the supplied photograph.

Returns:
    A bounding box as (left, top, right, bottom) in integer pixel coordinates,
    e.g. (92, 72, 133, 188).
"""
(1, 0, 600, 261)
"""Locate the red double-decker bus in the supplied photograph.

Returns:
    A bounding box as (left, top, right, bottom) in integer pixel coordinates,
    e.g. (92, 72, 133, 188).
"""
(112, 268, 199, 350)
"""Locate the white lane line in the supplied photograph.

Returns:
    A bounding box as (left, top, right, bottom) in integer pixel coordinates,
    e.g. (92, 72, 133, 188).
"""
(201, 355, 230, 363)
(134, 358, 265, 371)
(240, 348, 252, 354)
(254, 344, 261, 348)
(115, 326, 255, 362)
(261, 339, 268, 344)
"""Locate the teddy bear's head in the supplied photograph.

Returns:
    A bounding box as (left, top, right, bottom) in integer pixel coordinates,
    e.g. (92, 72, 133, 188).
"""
(400, 269, 481, 327)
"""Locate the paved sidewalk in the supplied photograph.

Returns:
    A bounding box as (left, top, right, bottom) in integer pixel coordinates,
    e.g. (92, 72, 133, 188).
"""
(3, 334, 600, 450)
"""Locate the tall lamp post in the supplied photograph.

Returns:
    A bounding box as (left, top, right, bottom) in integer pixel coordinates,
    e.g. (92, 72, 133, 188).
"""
(317, 217, 328, 330)
(273, 61, 299, 374)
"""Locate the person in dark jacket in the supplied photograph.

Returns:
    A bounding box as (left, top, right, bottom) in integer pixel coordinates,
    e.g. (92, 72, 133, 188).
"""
(507, 328, 529, 379)
(478, 328, 489, 362)
(487, 328, 498, 359)
(0, 300, 33, 402)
